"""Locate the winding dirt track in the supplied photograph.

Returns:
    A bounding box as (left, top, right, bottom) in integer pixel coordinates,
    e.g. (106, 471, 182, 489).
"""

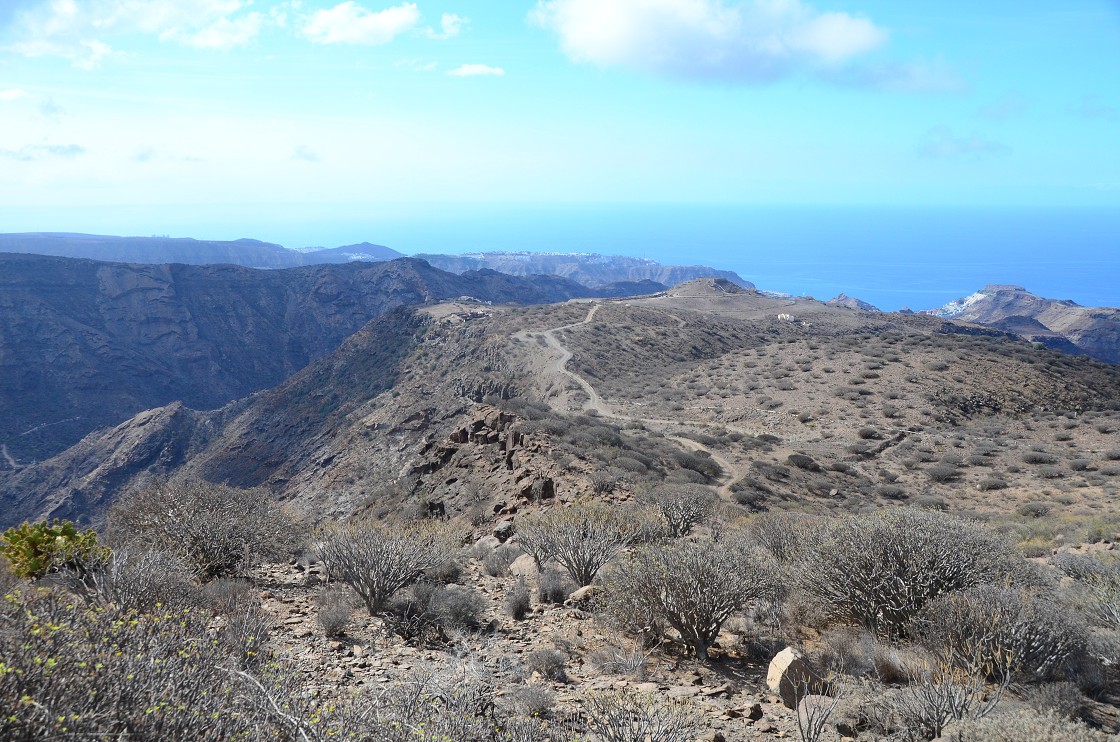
(1, 444, 19, 470)
(516, 301, 746, 497)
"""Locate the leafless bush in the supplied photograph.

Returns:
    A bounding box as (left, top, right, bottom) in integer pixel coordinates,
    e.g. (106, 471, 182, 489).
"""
(105, 477, 299, 579)
(590, 470, 619, 494)
(926, 463, 959, 482)
(317, 518, 458, 615)
(504, 577, 532, 620)
(537, 566, 576, 604)
(1023, 451, 1058, 465)
(1017, 501, 1052, 518)
(1054, 554, 1120, 630)
(1023, 681, 1086, 720)
(75, 545, 198, 613)
(316, 586, 354, 637)
(516, 504, 660, 586)
(582, 689, 700, 742)
(638, 484, 718, 537)
(873, 660, 1008, 742)
(977, 477, 1008, 491)
(602, 536, 781, 660)
(800, 508, 1022, 638)
(590, 633, 652, 679)
(526, 648, 567, 681)
(503, 684, 556, 718)
(0, 558, 19, 594)
(914, 586, 1087, 680)
(747, 511, 825, 565)
(813, 628, 907, 683)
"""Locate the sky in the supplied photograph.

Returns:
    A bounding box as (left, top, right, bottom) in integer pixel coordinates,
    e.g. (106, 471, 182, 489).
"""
(0, 1, 1118, 255)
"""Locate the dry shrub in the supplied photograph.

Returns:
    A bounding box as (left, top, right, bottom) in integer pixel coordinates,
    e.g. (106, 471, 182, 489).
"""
(105, 477, 299, 580)
(582, 689, 700, 742)
(0, 587, 281, 739)
(948, 708, 1112, 741)
(747, 511, 825, 565)
(517, 504, 660, 586)
(526, 648, 568, 681)
(503, 577, 532, 621)
(602, 535, 781, 660)
(800, 508, 1023, 638)
(914, 586, 1087, 680)
(483, 543, 523, 577)
(72, 545, 198, 614)
(316, 586, 354, 637)
(316, 518, 458, 615)
(637, 483, 719, 537)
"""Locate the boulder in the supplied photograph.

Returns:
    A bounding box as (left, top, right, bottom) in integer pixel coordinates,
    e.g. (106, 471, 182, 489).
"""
(509, 554, 538, 580)
(493, 520, 515, 543)
(766, 647, 827, 708)
(473, 535, 501, 551)
(564, 584, 600, 609)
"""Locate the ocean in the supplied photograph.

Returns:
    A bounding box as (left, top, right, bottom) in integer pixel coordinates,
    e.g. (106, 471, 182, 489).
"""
(350, 204, 1119, 312)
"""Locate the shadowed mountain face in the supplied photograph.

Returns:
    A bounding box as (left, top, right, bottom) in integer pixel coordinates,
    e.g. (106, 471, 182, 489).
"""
(922, 285, 1120, 363)
(0, 254, 617, 462)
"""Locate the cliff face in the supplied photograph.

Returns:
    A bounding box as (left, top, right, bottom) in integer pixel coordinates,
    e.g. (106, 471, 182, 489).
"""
(0, 255, 598, 462)
(922, 285, 1120, 363)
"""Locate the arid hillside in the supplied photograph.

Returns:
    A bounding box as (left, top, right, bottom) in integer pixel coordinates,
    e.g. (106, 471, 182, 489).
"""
(6, 278, 1120, 538)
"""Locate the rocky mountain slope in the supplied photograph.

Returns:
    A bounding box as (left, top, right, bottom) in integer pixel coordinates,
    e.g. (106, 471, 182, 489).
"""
(415, 251, 754, 289)
(7, 280, 1120, 532)
(0, 232, 403, 267)
(922, 284, 1120, 363)
(827, 293, 880, 312)
(0, 254, 642, 463)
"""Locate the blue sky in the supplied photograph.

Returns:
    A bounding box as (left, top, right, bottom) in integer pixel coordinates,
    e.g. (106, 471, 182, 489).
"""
(0, 1, 1118, 248)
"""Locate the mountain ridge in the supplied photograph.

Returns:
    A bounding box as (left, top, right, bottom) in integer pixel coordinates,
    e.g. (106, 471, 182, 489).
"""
(921, 284, 1120, 362)
(0, 253, 649, 463)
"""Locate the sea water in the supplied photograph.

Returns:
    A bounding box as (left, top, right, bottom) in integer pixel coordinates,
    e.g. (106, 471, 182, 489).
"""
(359, 204, 1119, 312)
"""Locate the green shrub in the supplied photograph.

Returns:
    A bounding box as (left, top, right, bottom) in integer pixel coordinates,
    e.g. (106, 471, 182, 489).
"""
(0, 519, 105, 580)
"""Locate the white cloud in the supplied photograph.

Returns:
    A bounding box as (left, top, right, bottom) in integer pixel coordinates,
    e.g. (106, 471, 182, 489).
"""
(181, 12, 265, 50)
(0, 88, 28, 102)
(0, 143, 87, 161)
(4, 0, 265, 64)
(425, 12, 467, 39)
(447, 63, 505, 77)
(303, 2, 420, 45)
(917, 126, 1010, 161)
(529, 0, 887, 83)
(825, 57, 966, 93)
